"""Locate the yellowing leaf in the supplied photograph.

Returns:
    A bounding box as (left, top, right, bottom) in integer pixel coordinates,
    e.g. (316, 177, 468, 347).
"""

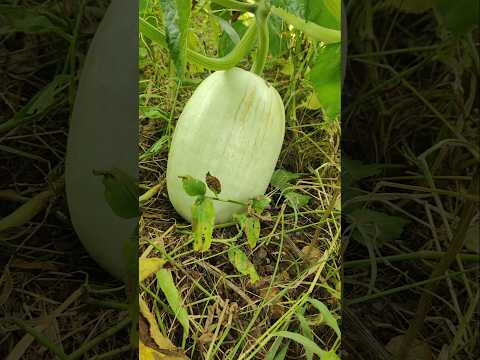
(228, 247, 260, 283)
(139, 340, 187, 360)
(139, 295, 175, 350)
(191, 197, 215, 251)
(303, 92, 321, 110)
(139, 258, 166, 282)
(280, 60, 294, 75)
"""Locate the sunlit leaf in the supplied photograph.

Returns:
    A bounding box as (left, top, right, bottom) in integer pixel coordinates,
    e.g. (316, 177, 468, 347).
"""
(139, 258, 166, 282)
(159, 0, 191, 77)
(307, 298, 340, 337)
(179, 175, 206, 197)
(271, 169, 301, 190)
(157, 269, 190, 343)
(309, 43, 341, 120)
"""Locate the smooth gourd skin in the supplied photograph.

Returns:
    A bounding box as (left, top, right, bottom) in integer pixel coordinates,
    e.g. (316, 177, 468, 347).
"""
(167, 67, 285, 224)
(65, 0, 137, 281)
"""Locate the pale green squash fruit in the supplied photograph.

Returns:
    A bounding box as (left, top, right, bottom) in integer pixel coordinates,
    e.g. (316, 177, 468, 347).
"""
(167, 67, 285, 224)
(65, 0, 137, 281)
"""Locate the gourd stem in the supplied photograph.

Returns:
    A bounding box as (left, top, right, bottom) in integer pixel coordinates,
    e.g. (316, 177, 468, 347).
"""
(187, 20, 257, 70)
(271, 5, 341, 43)
(251, 0, 270, 75)
(211, 0, 256, 12)
(139, 17, 257, 70)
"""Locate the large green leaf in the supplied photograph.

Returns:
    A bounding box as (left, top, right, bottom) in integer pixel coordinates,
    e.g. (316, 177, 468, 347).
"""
(306, 0, 340, 30)
(159, 0, 192, 77)
(436, 0, 479, 34)
(309, 43, 341, 120)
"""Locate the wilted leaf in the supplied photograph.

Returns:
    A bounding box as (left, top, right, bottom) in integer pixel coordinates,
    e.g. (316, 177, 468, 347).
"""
(228, 247, 260, 283)
(191, 197, 215, 251)
(303, 92, 321, 110)
(139, 295, 175, 350)
(139, 258, 166, 282)
(385, 335, 433, 360)
(156, 269, 190, 342)
(205, 172, 221, 195)
(179, 175, 206, 197)
(301, 245, 322, 264)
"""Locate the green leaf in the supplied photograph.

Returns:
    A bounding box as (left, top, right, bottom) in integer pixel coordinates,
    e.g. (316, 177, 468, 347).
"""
(251, 195, 271, 215)
(218, 20, 248, 57)
(0, 5, 70, 39)
(310, 43, 341, 120)
(159, 0, 192, 77)
(285, 192, 311, 210)
(342, 154, 383, 186)
(436, 0, 479, 34)
(93, 168, 139, 219)
(305, 0, 340, 30)
(296, 311, 314, 360)
(269, 14, 287, 56)
(156, 268, 190, 343)
(234, 213, 261, 248)
(139, 135, 169, 161)
(271, 169, 301, 190)
(271, 0, 304, 18)
(228, 247, 260, 283)
(245, 216, 261, 248)
(179, 175, 206, 197)
(271, 331, 327, 357)
(191, 197, 215, 251)
(347, 209, 410, 247)
(307, 298, 340, 338)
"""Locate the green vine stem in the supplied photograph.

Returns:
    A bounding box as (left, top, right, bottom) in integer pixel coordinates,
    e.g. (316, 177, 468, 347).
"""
(211, 0, 256, 12)
(251, 0, 270, 75)
(271, 6, 341, 43)
(140, 17, 257, 70)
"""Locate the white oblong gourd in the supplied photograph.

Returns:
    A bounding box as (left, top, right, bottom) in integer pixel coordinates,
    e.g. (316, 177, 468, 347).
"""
(65, 0, 137, 281)
(167, 67, 285, 224)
